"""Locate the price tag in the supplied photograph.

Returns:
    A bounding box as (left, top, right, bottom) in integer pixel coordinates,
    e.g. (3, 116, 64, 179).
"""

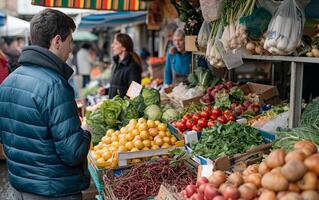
(126, 81, 143, 99)
(198, 164, 214, 178)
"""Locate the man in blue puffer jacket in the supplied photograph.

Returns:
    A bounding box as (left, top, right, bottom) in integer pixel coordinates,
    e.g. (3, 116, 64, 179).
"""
(0, 9, 91, 199)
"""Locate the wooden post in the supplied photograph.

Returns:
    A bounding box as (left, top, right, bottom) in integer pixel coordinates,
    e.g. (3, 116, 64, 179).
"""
(289, 62, 304, 128)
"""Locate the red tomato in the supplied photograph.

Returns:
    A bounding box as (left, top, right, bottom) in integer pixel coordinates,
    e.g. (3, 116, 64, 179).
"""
(192, 113, 201, 122)
(183, 114, 192, 121)
(203, 106, 212, 113)
(172, 121, 177, 127)
(223, 109, 233, 117)
(217, 116, 228, 124)
(200, 111, 210, 119)
(197, 118, 207, 128)
(186, 119, 196, 130)
(207, 120, 216, 127)
(212, 108, 223, 116)
(228, 115, 236, 122)
(210, 113, 218, 121)
(176, 121, 186, 132)
(192, 125, 202, 132)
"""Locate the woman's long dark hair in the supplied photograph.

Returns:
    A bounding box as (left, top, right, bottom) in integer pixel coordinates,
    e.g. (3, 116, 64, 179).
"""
(115, 33, 142, 72)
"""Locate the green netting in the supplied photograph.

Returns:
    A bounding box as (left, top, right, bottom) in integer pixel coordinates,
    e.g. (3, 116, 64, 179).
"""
(240, 7, 272, 40)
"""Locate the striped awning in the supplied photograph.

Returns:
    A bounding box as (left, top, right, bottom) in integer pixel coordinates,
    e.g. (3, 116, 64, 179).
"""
(31, 0, 148, 11)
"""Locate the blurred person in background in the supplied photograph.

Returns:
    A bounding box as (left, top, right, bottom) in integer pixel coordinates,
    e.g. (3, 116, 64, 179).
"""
(76, 43, 94, 87)
(108, 33, 142, 98)
(3, 37, 21, 72)
(164, 28, 191, 85)
(0, 46, 9, 84)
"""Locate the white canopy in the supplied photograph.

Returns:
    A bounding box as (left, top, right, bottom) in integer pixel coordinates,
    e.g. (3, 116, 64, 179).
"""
(0, 16, 30, 36)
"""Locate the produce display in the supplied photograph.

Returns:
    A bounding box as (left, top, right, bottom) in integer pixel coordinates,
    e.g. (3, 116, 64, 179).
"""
(103, 158, 197, 200)
(172, 106, 235, 133)
(180, 140, 319, 200)
(274, 100, 319, 151)
(201, 82, 260, 117)
(191, 122, 263, 160)
(90, 118, 184, 168)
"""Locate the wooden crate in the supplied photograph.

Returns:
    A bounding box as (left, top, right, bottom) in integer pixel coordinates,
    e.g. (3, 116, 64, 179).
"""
(103, 159, 198, 200)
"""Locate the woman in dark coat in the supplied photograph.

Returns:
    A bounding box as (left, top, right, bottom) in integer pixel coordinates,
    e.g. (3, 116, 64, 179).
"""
(109, 33, 142, 98)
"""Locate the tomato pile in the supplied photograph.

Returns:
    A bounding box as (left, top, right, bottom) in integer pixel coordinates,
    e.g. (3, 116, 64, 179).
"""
(172, 106, 236, 133)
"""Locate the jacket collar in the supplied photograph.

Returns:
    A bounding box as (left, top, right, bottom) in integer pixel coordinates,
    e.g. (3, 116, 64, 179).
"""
(19, 45, 74, 80)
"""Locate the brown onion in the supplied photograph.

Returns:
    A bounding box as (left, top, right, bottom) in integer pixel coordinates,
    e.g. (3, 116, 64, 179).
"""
(228, 172, 244, 186)
(243, 164, 259, 177)
(246, 173, 261, 188)
(285, 150, 307, 162)
(261, 171, 288, 192)
(208, 171, 226, 188)
(288, 183, 300, 193)
(238, 183, 257, 200)
(259, 190, 277, 200)
(298, 172, 318, 190)
(265, 149, 285, 169)
(281, 159, 307, 182)
(258, 162, 270, 175)
(294, 140, 317, 156)
(279, 192, 303, 200)
(304, 154, 319, 175)
(301, 190, 319, 200)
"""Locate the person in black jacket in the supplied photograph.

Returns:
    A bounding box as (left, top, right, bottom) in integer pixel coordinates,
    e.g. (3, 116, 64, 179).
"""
(108, 33, 142, 98)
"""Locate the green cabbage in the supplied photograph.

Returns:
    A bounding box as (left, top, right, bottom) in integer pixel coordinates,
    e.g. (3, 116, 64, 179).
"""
(142, 88, 160, 106)
(144, 104, 162, 120)
(162, 109, 179, 122)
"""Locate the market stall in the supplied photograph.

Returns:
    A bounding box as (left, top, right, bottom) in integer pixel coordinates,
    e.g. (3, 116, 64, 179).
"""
(31, 0, 319, 199)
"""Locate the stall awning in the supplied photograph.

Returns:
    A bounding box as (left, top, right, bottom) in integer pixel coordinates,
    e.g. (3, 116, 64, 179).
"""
(31, 0, 148, 11)
(79, 11, 147, 29)
(0, 12, 5, 27)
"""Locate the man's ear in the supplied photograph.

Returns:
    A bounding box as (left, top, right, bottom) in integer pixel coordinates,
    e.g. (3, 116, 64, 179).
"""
(50, 35, 62, 50)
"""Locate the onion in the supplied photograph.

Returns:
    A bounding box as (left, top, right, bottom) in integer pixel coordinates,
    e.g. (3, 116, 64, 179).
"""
(196, 177, 209, 188)
(288, 183, 300, 193)
(277, 191, 289, 199)
(246, 173, 261, 188)
(246, 42, 255, 51)
(223, 185, 239, 200)
(204, 184, 219, 200)
(301, 190, 319, 200)
(243, 164, 259, 177)
(285, 150, 307, 162)
(304, 154, 319, 175)
(298, 172, 318, 190)
(259, 190, 277, 200)
(280, 192, 303, 200)
(198, 183, 207, 195)
(213, 196, 226, 200)
(228, 172, 244, 186)
(261, 171, 289, 192)
(281, 159, 307, 182)
(294, 140, 317, 156)
(265, 149, 285, 169)
(208, 171, 227, 187)
(219, 183, 232, 194)
(238, 184, 257, 200)
(258, 162, 270, 175)
(186, 184, 197, 198)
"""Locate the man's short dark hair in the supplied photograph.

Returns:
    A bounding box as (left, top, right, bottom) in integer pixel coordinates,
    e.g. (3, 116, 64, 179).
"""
(30, 9, 76, 49)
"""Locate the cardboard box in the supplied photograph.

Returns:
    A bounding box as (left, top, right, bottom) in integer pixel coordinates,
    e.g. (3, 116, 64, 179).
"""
(148, 61, 165, 79)
(185, 36, 198, 52)
(164, 86, 203, 108)
(240, 82, 281, 105)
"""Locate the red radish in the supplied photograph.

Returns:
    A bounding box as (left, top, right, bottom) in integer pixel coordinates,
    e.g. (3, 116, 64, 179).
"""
(198, 183, 207, 195)
(223, 185, 239, 200)
(191, 193, 204, 200)
(213, 196, 226, 200)
(180, 190, 188, 198)
(186, 184, 197, 198)
(204, 184, 219, 200)
(196, 177, 209, 188)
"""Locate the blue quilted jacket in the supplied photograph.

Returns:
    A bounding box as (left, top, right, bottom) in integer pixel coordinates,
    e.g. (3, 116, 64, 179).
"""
(0, 46, 91, 197)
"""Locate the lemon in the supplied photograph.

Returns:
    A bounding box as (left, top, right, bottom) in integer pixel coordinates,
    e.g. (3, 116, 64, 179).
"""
(131, 147, 139, 152)
(102, 151, 112, 160)
(125, 141, 134, 150)
(111, 135, 119, 142)
(158, 131, 166, 138)
(166, 131, 172, 137)
(129, 119, 137, 125)
(106, 129, 115, 137)
(119, 138, 127, 146)
(118, 145, 127, 152)
(132, 129, 140, 136)
(112, 141, 119, 148)
(158, 123, 167, 131)
(102, 136, 112, 145)
(163, 136, 170, 144)
(142, 146, 150, 151)
(151, 145, 160, 150)
(154, 138, 163, 146)
(93, 144, 103, 151)
(147, 120, 156, 128)
(161, 143, 170, 149)
(155, 120, 161, 126)
(149, 128, 158, 137)
(96, 158, 108, 168)
(134, 140, 144, 150)
(142, 139, 151, 147)
(138, 123, 148, 132)
(120, 127, 128, 134)
(138, 118, 146, 124)
(125, 133, 134, 141)
(170, 137, 177, 144)
(131, 158, 142, 164)
(140, 130, 149, 140)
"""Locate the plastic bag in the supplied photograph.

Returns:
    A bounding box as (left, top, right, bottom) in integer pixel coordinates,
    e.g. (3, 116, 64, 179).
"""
(197, 21, 212, 48)
(259, 112, 289, 134)
(200, 0, 223, 22)
(264, 0, 306, 55)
